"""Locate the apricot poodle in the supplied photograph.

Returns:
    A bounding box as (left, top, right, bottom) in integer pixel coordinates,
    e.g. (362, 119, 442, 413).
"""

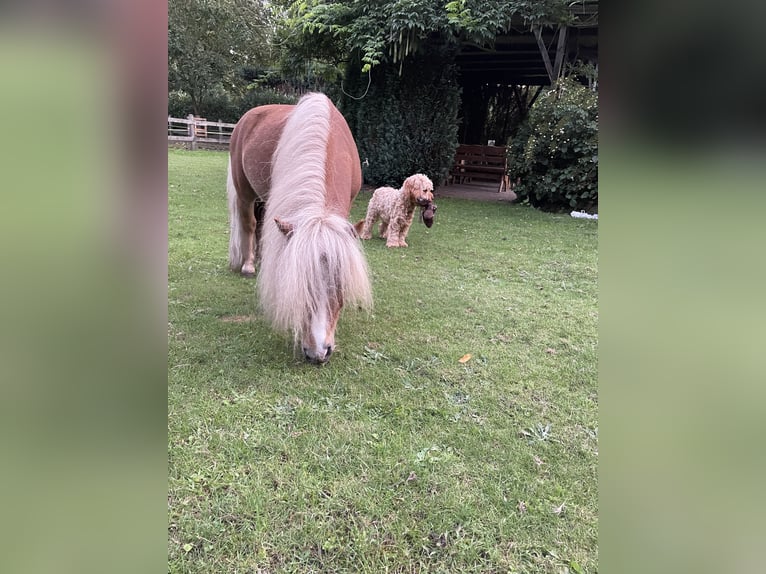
(355, 174, 434, 248)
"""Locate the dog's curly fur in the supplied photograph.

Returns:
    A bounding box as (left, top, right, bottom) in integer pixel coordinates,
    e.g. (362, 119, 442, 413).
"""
(355, 174, 434, 248)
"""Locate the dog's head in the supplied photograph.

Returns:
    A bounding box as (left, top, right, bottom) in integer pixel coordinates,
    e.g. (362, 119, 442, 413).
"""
(420, 201, 437, 228)
(403, 174, 434, 207)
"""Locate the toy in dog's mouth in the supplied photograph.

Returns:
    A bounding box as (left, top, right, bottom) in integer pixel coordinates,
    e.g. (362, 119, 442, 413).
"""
(420, 201, 437, 228)
(416, 197, 432, 207)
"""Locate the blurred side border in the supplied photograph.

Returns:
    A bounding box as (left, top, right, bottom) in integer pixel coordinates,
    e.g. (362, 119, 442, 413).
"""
(0, 2, 168, 573)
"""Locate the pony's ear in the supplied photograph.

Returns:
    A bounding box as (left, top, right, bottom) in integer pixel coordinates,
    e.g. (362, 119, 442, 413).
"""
(274, 217, 294, 238)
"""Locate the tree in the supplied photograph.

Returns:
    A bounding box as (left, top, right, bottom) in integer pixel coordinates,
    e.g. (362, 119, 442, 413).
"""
(281, 0, 575, 74)
(168, 0, 273, 115)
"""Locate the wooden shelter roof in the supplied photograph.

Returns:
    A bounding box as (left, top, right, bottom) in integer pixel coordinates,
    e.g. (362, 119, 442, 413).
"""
(455, 1, 598, 86)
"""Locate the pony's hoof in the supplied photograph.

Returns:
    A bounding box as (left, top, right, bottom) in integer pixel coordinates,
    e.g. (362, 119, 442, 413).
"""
(241, 262, 256, 277)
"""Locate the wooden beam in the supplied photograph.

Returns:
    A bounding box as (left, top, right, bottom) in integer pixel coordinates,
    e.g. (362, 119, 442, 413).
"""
(553, 25, 568, 82)
(533, 26, 555, 84)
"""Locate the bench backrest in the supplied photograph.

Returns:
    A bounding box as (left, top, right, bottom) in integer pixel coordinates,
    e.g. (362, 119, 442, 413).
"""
(453, 144, 507, 168)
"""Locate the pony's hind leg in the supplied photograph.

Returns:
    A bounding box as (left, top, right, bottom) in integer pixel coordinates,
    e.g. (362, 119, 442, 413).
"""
(227, 160, 257, 276)
(237, 197, 257, 276)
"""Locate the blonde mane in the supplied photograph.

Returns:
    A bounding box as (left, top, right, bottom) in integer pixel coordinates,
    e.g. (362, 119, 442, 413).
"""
(257, 93, 372, 343)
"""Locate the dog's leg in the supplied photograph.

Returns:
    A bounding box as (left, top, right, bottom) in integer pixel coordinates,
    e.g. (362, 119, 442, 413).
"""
(398, 212, 416, 247)
(385, 216, 406, 248)
(359, 209, 376, 240)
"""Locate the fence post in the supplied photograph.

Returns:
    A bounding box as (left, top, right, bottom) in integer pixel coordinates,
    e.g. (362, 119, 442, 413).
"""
(187, 113, 197, 150)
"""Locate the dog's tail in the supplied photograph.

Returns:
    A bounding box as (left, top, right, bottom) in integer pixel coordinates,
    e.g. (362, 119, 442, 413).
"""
(353, 219, 365, 236)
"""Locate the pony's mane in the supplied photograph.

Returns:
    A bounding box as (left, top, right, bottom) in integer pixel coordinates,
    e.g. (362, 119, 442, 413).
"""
(258, 93, 372, 339)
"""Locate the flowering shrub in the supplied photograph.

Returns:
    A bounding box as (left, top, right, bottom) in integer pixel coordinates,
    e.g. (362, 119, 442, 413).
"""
(508, 78, 598, 212)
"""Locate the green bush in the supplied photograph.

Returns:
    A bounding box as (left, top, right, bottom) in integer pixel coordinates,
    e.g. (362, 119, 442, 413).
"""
(168, 90, 240, 123)
(168, 87, 299, 124)
(168, 91, 194, 119)
(342, 43, 460, 187)
(238, 86, 298, 111)
(508, 78, 598, 213)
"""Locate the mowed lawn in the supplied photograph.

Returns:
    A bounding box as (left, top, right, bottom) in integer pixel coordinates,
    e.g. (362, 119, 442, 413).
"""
(168, 148, 598, 573)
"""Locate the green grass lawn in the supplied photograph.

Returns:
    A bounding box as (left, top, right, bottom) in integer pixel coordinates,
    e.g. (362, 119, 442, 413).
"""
(168, 148, 598, 573)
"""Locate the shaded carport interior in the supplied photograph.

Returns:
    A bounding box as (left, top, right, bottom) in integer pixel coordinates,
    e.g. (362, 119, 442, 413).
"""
(454, 1, 598, 144)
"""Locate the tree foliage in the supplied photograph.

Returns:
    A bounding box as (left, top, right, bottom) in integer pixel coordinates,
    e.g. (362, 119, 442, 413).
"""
(282, 0, 575, 73)
(168, 0, 273, 114)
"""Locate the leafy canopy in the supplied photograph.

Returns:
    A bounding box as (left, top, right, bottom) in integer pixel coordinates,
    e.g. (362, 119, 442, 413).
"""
(283, 0, 575, 72)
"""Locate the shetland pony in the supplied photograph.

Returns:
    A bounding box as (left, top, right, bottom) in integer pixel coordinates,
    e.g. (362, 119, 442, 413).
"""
(227, 93, 372, 364)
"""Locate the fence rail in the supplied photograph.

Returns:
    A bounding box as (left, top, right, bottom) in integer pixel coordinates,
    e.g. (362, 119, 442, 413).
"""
(168, 115, 236, 148)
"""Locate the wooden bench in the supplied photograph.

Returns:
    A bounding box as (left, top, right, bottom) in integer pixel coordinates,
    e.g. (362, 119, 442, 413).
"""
(449, 144, 510, 192)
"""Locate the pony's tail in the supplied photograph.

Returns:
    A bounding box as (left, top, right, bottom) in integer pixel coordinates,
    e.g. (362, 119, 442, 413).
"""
(227, 158, 243, 271)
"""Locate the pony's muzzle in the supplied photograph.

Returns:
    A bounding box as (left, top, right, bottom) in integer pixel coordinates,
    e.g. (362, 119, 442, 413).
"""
(303, 345, 333, 365)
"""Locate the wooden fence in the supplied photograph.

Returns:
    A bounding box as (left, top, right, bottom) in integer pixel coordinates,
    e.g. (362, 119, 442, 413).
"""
(168, 115, 236, 149)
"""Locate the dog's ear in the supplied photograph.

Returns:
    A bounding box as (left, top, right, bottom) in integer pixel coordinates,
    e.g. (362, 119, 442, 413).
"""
(402, 176, 416, 198)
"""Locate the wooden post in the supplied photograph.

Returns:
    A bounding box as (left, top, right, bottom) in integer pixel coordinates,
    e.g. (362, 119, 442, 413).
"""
(552, 25, 568, 82)
(188, 113, 197, 150)
(534, 26, 555, 84)
(535, 24, 569, 86)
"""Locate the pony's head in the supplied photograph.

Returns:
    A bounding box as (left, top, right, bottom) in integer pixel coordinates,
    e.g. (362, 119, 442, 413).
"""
(268, 215, 371, 364)
(403, 174, 434, 207)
